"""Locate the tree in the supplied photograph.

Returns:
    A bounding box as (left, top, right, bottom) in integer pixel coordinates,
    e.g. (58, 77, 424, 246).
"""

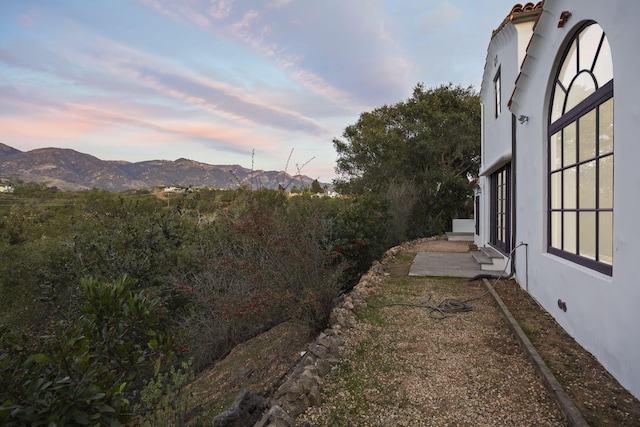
(333, 83, 480, 236)
(310, 179, 323, 194)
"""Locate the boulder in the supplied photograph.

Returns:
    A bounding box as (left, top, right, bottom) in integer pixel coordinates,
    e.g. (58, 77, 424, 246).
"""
(212, 389, 269, 427)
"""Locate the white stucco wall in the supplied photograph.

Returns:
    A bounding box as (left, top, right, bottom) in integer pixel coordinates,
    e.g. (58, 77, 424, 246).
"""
(476, 19, 535, 249)
(480, 22, 517, 172)
(507, 0, 640, 399)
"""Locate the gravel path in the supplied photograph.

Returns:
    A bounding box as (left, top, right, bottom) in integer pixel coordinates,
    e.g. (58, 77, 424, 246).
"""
(298, 240, 567, 426)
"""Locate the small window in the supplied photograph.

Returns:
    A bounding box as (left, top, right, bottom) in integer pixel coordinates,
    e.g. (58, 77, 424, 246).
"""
(548, 22, 613, 275)
(494, 68, 502, 118)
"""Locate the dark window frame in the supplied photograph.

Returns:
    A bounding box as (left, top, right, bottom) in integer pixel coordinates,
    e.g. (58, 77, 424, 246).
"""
(494, 67, 502, 118)
(547, 22, 613, 276)
(490, 163, 511, 254)
(475, 194, 480, 235)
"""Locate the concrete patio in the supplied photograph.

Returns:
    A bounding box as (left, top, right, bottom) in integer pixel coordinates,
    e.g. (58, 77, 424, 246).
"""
(409, 250, 506, 278)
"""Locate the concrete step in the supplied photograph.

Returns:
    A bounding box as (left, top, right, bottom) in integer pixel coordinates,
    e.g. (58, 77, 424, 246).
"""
(471, 251, 492, 265)
(445, 232, 474, 242)
(472, 247, 507, 271)
(480, 246, 504, 259)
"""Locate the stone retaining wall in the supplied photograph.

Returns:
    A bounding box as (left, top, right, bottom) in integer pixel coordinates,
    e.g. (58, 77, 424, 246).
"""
(253, 243, 410, 427)
(214, 237, 438, 427)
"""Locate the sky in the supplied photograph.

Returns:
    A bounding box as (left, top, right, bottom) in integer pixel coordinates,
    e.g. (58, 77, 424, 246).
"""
(0, 0, 516, 182)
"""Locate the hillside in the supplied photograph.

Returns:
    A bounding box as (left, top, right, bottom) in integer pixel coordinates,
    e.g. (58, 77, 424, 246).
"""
(0, 143, 326, 191)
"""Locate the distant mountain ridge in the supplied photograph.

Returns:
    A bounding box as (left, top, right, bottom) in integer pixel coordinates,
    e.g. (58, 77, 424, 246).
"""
(0, 143, 328, 192)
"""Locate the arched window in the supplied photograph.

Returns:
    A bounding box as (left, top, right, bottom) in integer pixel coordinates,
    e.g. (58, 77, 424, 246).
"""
(548, 22, 613, 275)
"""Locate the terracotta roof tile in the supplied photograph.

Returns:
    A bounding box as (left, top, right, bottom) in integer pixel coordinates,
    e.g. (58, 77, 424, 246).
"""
(492, 2, 544, 39)
(507, 1, 546, 110)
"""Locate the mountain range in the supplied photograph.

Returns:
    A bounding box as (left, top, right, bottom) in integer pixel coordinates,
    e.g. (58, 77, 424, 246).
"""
(0, 143, 329, 192)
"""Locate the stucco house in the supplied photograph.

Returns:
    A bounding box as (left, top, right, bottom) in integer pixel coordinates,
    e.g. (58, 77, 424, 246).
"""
(475, 1, 640, 399)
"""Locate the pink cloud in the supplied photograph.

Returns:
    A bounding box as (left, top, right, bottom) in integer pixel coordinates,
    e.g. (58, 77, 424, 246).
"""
(167, 121, 249, 145)
(19, 7, 41, 28)
(93, 38, 327, 133)
(209, 0, 235, 19)
(136, 1, 364, 108)
(290, 69, 354, 105)
(267, 0, 292, 10)
(0, 116, 96, 141)
(138, 0, 220, 30)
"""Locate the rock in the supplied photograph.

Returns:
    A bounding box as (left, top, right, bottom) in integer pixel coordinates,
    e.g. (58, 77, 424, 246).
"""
(300, 366, 320, 384)
(254, 405, 295, 427)
(303, 354, 316, 367)
(332, 335, 346, 348)
(315, 358, 333, 376)
(212, 389, 269, 427)
(283, 380, 305, 401)
(308, 343, 328, 358)
(308, 383, 321, 407)
(316, 334, 338, 356)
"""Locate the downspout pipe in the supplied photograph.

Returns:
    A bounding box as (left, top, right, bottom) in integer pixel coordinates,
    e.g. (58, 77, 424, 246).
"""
(510, 113, 517, 276)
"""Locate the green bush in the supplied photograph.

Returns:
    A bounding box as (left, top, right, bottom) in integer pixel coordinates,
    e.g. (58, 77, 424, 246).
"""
(0, 275, 173, 426)
(328, 195, 391, 289)
(134, 358, 196, 427)
(178, 192, 344, 371)
(0, 184, 396, 383)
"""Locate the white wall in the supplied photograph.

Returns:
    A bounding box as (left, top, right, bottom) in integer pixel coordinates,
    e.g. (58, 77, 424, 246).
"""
(480, 22, 517, 170)
(476, 19, 535, 249)
(508, 0, 640, 399)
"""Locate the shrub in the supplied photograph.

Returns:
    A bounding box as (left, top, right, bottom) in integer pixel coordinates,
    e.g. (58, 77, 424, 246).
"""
(327, 195, 391, 289)
(134, 358, 196, 426)
(0, 275, 173, 426)
(178, 192, 344, 371)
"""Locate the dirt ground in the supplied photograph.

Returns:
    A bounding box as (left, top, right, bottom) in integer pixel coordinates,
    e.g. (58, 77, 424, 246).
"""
(188, 321, 312, 422)
(302, 259, 564, 425)
(188, 238, 640, 426)
(407, 238, 640, 426)
(496, 280, 640, 426)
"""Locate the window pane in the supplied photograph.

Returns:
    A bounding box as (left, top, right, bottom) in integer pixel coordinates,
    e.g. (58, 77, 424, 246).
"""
(579, 212, 596, 260)
(551, 212, 562, 249)
(579, 109, 596, 162)
(593, 36, 613, 85)
(564, 212, 577, 254)
(547, 23, 613, 272)
(599, 98, 614, 155)
(550, 171, 562, 209)
(599, 155, 613, 209)
(579, 161, 596, 209)
(558, 38, 577, 89)
(563, 123, 576, 167)
(579, 24, 603, 73)
(551, 84, 566, 123)
(566, 72, 596, 112)
(550, 132, 562, 170)
(495, 73, 501, 117)
(491, 165, 511, 252)
(564, 167, 577, 209)
(599, 211, 613, 265)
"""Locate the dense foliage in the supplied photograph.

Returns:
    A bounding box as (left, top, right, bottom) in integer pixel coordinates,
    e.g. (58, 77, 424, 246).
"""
(0, 82, 479, 423)
(333, 83, 481, 236)
(0, 275, 172, 425)
(0, 182, 392, 424)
